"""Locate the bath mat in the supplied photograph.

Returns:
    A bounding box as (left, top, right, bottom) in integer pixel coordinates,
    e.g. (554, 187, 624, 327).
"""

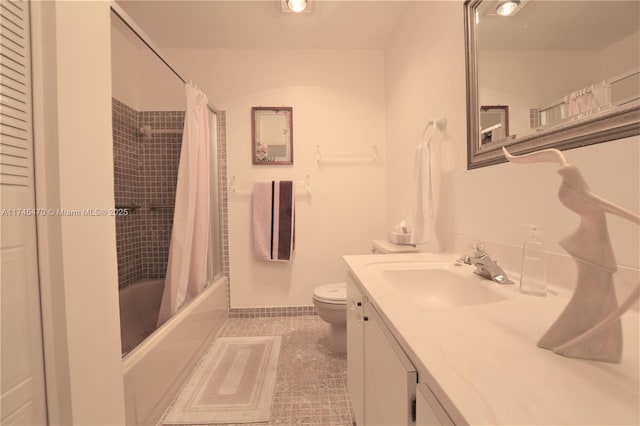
(162, 336, 282, 425)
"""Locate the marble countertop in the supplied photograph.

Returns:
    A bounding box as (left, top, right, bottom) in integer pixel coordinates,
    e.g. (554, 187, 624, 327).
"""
(344, 252, 639, 425)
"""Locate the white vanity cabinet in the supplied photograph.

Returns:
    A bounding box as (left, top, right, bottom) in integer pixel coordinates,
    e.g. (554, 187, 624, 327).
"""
(363, 301, 417, 426)
(416, 384, 454, 426)
(346, 273, 365, 425)
(347, 272, 453, 426)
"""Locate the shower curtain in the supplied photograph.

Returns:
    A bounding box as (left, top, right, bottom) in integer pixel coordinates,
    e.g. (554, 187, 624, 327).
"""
(157, 83, 211, 326)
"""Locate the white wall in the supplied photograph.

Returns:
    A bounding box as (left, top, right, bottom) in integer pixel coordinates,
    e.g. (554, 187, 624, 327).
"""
(385, 1, 466, 253)
(165, 48, 387, 308)
(31, 1, 126, 424)
(111, 16, 184, 111)
(137, 46, 184, 111)
(600, 31, 640, 80)
(451, 138, 639, 266)
(111, 22, 140, 109)
(385, 1, 639, 276)
(478, 50, 602, 138)
(600, 31, 640, 105)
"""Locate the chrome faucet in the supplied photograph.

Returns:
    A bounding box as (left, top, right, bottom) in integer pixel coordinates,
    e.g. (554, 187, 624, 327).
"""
(458, 244, 514, 284)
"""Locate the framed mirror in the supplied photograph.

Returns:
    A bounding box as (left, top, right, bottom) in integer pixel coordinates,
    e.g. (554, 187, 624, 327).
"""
(480, 105, 509, 144)
(465, 0, 640, 169)
(252, 106, 293, 165)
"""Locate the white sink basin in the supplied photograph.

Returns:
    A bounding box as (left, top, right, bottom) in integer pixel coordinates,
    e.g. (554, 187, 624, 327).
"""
(375, 263, 508, 308)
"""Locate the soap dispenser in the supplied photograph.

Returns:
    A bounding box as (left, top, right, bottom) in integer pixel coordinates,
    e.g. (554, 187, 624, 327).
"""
(520, 225, 546, 296)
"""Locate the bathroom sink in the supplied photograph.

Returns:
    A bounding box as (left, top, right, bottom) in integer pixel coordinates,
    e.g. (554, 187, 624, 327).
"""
(378, 265, 507, 308)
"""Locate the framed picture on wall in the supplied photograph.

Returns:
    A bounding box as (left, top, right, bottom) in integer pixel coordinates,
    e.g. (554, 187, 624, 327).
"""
(252, 106, 293, 165)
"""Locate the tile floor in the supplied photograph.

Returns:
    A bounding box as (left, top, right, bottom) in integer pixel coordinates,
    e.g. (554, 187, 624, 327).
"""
(163, 314, 355, 426)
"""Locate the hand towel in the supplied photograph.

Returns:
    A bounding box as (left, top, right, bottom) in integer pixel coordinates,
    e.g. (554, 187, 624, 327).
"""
(253, 181, 295, 261)
(410, 139, 433, 245)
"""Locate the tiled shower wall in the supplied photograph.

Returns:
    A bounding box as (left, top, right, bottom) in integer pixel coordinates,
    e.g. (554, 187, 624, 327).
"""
(113, 99, 142, 287)
(113, 98, 184, 288)
(139, 110, 184, 279)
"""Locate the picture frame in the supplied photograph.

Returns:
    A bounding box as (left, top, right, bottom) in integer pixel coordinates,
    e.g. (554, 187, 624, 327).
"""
(252, 106, 293, 165)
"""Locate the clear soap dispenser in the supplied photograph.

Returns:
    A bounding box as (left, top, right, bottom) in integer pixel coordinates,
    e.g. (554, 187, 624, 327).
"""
(520, 225, 547, 296)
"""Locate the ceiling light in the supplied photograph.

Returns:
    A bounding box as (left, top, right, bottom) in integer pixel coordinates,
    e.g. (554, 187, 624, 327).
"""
(287, 0, 307, 13)
(279, 0, 312, 14)
(496, 0, 520, 16)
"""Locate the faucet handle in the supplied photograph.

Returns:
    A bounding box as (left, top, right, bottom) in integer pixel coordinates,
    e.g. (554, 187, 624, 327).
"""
(471, 242, 487, 255)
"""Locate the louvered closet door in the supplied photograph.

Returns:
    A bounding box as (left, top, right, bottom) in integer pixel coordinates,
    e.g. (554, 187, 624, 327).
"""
(0, 0, 48, 424)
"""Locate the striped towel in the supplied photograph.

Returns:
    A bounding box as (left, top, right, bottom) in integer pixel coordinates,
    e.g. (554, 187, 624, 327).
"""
(253, 181, 295, 261)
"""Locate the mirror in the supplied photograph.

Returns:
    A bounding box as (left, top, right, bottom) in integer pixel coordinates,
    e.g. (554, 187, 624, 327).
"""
(252, 106, 293, 165)
(465, 0, 640, 169)
(480, 105, 509, 144)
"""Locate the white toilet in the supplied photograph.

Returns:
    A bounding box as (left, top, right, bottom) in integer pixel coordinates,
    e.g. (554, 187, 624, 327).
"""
(312, 240, 418, 354)
(312, 282, 347, 353)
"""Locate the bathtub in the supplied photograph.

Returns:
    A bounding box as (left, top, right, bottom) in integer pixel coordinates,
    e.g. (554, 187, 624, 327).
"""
(119, 279, 164, 355)
(121, 276, 228, 426)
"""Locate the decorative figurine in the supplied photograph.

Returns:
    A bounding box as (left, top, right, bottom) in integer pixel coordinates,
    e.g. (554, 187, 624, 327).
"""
(503, 147, 640, 363)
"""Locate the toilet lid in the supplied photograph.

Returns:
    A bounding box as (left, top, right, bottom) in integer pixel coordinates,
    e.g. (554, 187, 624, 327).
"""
(313, 282, 346, 304)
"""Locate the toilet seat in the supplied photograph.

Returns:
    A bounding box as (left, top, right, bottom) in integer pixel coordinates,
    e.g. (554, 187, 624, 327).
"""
(312, 282, 346, 305)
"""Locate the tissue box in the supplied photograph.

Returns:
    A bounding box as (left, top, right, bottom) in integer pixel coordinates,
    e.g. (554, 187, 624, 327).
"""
(388, 231, 412, 245)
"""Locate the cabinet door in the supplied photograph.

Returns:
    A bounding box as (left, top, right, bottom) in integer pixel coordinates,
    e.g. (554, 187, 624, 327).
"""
(346, 273, 365, 425)
(416, 384, 453, 426)
(364, 304, 417, 426)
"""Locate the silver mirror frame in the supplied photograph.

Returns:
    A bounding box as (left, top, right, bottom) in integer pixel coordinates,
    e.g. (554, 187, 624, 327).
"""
(464, 0, 640, 170)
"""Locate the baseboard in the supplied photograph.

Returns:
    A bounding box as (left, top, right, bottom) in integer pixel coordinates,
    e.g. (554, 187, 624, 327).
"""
(229, 306, 316, 318)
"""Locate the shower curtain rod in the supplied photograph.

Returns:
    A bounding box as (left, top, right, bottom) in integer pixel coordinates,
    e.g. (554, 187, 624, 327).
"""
(109, 2, 219, 113)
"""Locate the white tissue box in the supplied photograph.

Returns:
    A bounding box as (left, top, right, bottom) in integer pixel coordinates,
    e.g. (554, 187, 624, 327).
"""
(388, 231, 411, 245)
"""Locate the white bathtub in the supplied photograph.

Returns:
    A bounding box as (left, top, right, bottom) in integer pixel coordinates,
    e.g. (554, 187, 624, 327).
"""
(122, 276, 228, 426)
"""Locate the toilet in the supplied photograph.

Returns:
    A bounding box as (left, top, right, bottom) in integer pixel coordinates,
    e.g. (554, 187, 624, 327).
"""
(312, 282, 347, 353)
(312, 240, 419, 354)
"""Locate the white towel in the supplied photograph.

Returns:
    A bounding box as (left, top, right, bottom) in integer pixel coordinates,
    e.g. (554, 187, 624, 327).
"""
(410, 138, 433, 245)
(253, 181, 295, 261)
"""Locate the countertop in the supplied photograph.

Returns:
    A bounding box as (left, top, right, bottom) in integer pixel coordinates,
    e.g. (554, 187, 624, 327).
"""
(344, 253, 639, 425)
(372, 239, 419, 254)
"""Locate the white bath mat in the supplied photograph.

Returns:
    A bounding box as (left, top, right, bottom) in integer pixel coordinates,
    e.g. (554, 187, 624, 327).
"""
(162, 336, 282, 425)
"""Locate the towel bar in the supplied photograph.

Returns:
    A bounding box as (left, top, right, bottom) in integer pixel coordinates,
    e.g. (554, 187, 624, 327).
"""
(229, 175, 311, 196)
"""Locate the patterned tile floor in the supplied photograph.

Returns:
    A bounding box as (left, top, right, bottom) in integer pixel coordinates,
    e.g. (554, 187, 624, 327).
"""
(163, 315, 355, 426)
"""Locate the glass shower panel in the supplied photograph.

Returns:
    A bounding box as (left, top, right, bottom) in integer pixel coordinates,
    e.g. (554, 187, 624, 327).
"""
(207, 108, 224, 283)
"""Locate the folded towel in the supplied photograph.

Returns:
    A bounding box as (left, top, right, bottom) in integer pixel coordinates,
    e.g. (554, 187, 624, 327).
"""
(253, 181, 295, 261)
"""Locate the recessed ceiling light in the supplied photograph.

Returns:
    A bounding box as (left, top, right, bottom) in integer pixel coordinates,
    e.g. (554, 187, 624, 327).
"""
(288, 0, 306, 13)
(280, 0, 312, 13)
(496, 0, 520, 16)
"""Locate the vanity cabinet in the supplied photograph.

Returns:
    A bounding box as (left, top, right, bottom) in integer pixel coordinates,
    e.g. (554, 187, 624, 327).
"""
(363, 301, 417, 425)
(416, 384, 453, 426)
(346, 273, 365, 425)
(347, 273, 450, 425)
